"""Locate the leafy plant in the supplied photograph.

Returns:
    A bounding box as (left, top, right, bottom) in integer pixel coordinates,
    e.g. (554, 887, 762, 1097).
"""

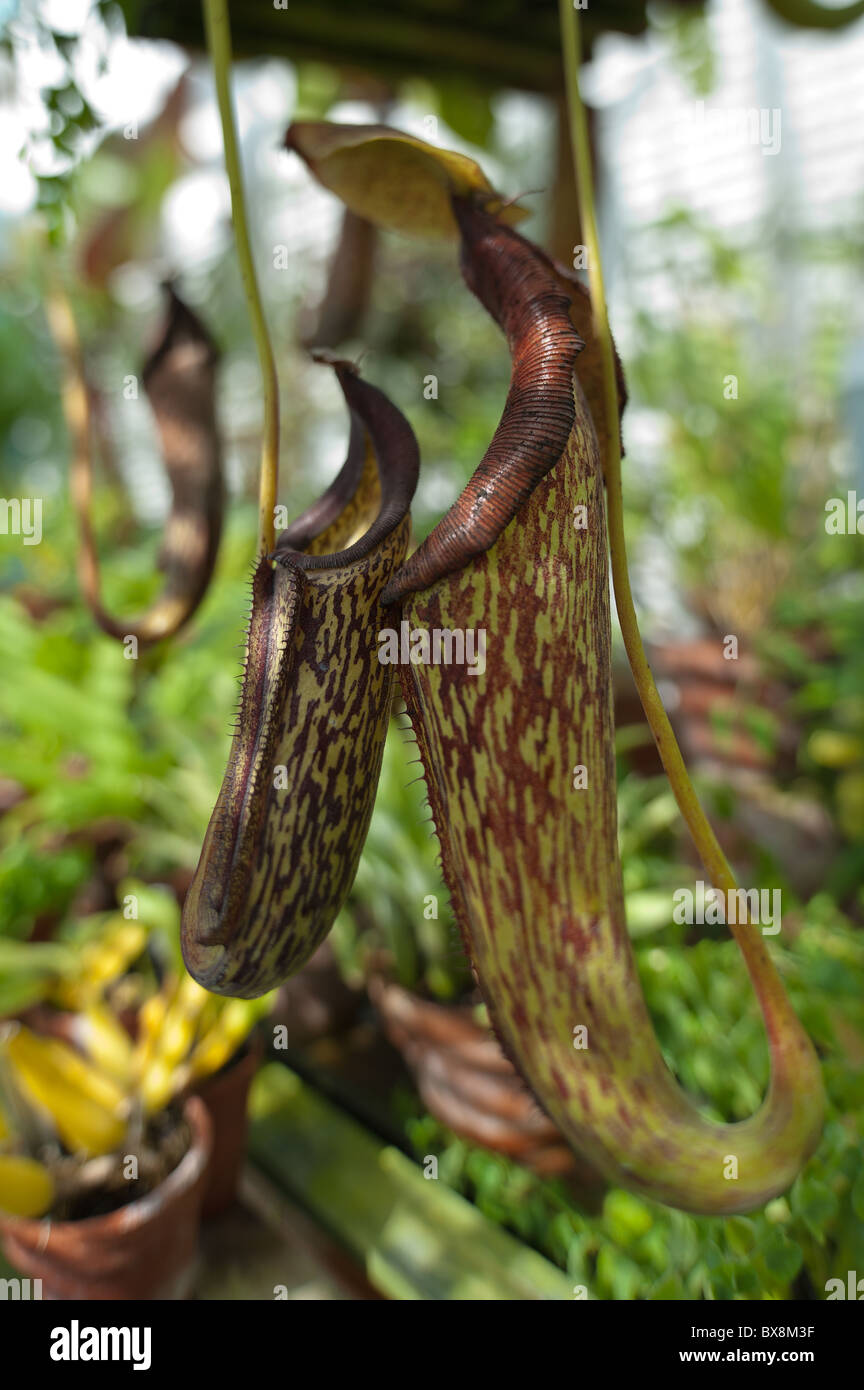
(0, 904, 271, 1220)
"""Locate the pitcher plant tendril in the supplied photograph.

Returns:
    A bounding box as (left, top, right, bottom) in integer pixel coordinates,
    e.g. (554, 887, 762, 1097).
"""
(558, 0, 824, 1081)
(203, 0, 279, 557)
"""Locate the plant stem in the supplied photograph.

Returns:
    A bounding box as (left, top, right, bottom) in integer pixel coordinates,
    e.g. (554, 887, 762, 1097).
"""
(203, 0, 279, 556)
(557, 1, 738, 900)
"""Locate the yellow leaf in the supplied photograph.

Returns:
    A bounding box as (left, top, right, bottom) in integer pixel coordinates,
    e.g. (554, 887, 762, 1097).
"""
(808, 730, 863, 769)
(187, 997, 264, 1083)
(4, 1027, 126, 1158)
(0, 1155, 55, 1219)
(53, 917, 147, 1009)
(837, 772, 864, 840)
(76, 1004, 136, 1087)
(286, 122, 529, 240)
(140, 1058, 174, 1116)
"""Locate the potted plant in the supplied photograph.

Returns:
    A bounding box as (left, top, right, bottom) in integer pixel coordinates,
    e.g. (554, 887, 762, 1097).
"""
(0, 1018, 212, 1299)
(0, 909, 273, 1297)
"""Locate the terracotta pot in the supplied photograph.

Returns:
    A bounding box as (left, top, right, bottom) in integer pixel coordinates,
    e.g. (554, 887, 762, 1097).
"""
(650, 639, 797, 775)
(19, 1010, 261, 1219)
(613, 638, 794, 776)
(0, 1096, 212, 1300)
(192, 1040, 261, 1218)
(614, 638, 835, 896)
(368, 976, 602, 1189)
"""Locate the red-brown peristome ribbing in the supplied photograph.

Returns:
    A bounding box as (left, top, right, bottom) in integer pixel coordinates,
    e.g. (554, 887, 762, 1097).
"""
(382, 197, 583, 605)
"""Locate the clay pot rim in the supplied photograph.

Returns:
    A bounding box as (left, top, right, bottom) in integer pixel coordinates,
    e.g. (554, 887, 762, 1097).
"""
(367, 971, 513, 1063)
(0, 1094, 212, 1241)
(367, 968, 479, 1023)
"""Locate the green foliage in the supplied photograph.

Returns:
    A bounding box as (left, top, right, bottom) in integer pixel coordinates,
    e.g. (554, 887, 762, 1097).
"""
(623, 211, 858, 638)
(0, 500, 263, 934)
(0, 838, 91, 942)
(0, 936, 76, 1016)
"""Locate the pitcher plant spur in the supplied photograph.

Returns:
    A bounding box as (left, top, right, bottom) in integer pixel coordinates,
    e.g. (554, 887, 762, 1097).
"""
(181, 124, 824, 1216)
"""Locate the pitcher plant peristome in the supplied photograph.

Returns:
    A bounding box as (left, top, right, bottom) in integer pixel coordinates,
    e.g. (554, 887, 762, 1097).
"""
(182, 110, 823, 1214)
